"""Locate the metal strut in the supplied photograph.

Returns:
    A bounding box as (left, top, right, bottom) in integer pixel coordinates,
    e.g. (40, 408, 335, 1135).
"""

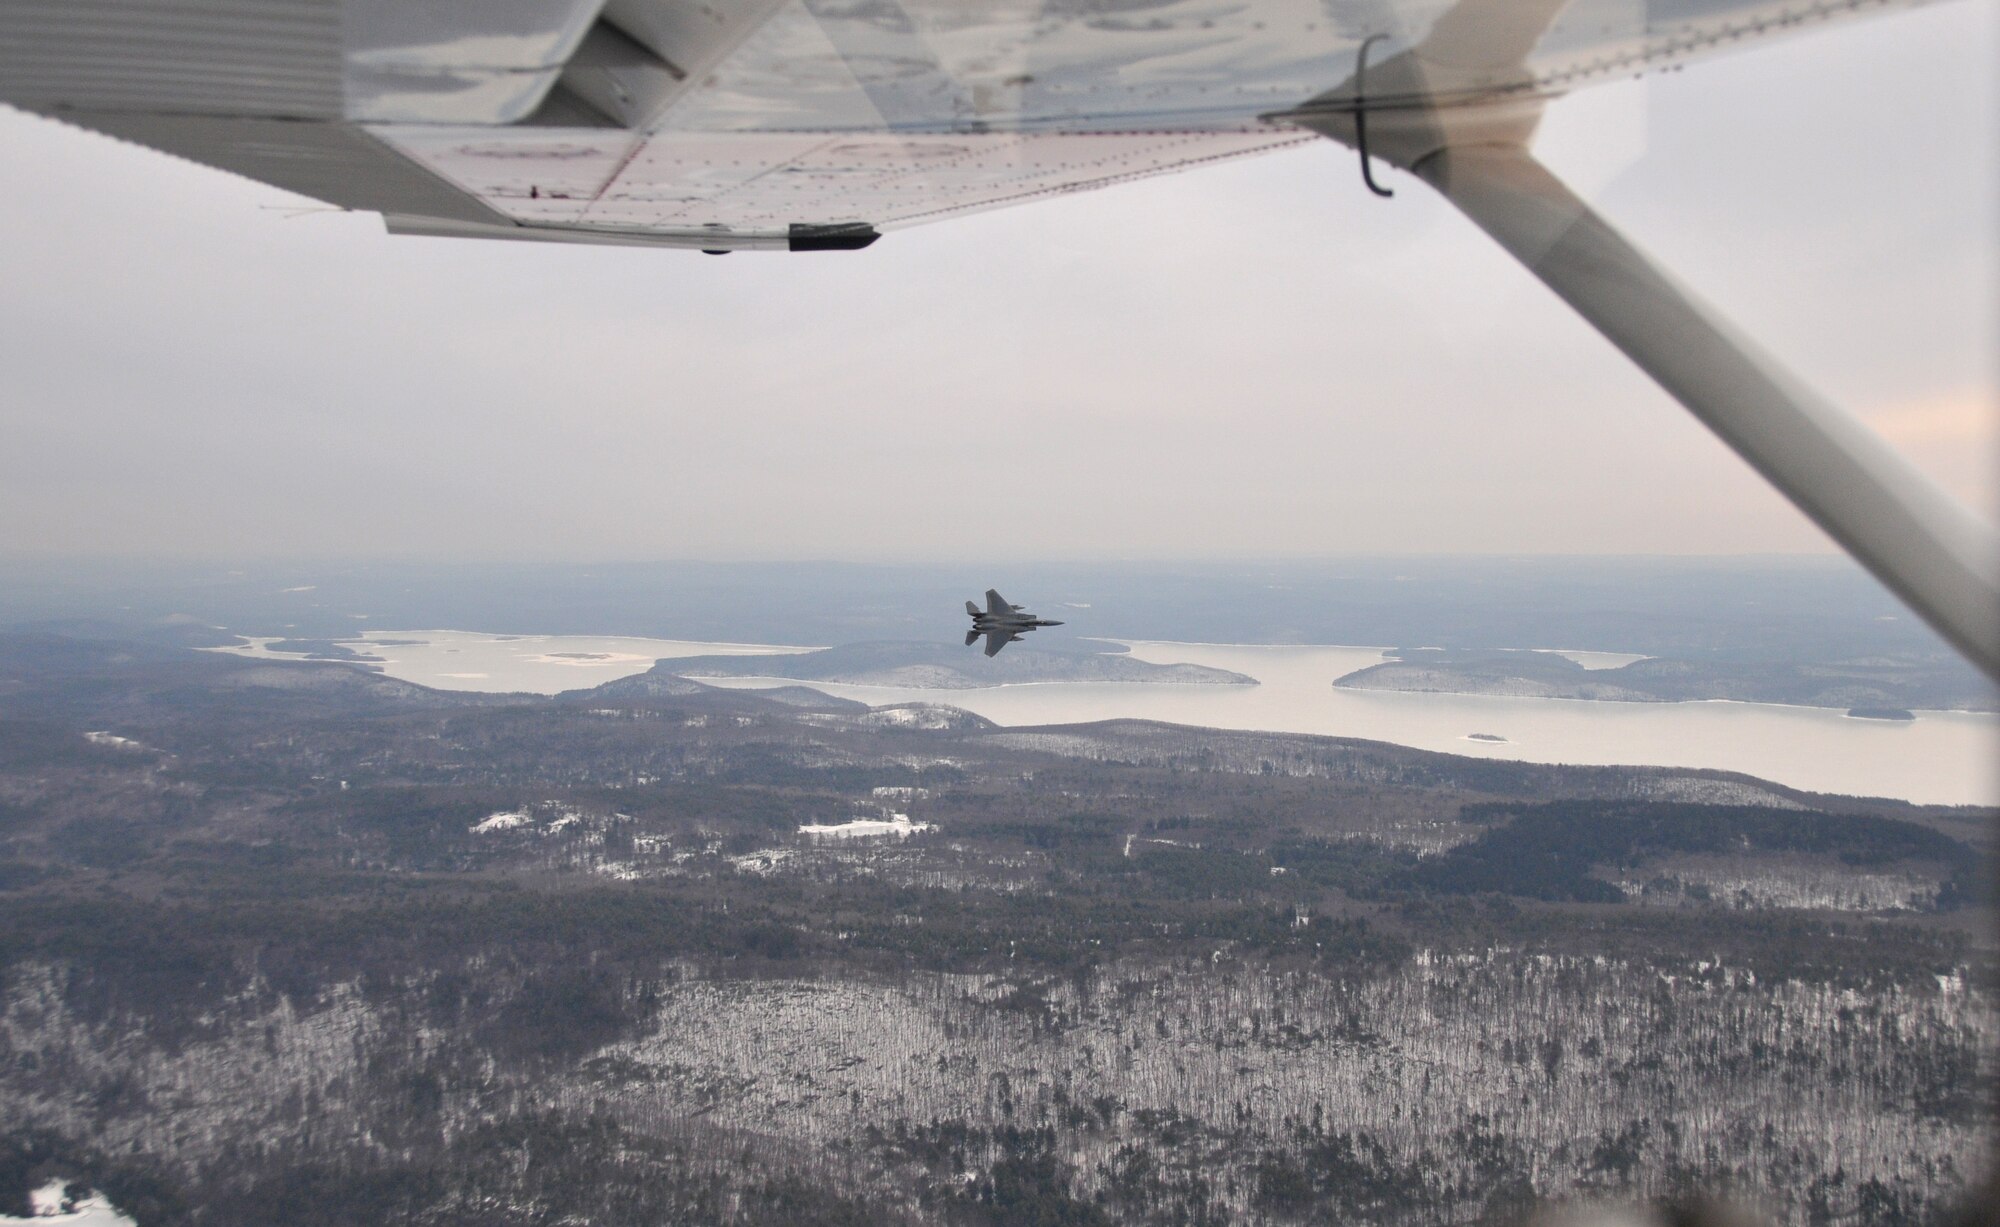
(1416, 144, 2000, 679)
(1285, 0, 1997, 677)
(1352, 35, 1394, 198)
(1286, 27, 2000, 679)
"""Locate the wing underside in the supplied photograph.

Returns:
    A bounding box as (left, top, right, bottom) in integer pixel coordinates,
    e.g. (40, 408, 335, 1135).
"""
(0, 0, 1922, 250)
(981, 628, 1016, 657)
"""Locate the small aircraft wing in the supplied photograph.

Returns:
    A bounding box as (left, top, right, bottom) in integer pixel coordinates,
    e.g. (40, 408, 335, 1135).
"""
(0, 0, 1908, 253)
(985, 590, 1011, 618)
(981, 628, 1017, 658)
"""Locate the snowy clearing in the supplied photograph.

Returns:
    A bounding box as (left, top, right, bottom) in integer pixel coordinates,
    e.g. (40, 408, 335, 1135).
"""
(799, 814, 934, 842)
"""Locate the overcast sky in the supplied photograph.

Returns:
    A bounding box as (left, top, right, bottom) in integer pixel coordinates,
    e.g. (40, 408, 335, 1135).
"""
(0, 0, 1992, 564)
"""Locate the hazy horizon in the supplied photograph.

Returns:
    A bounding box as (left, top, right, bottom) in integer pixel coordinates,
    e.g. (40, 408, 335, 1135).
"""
(4, 553, 1977, 667)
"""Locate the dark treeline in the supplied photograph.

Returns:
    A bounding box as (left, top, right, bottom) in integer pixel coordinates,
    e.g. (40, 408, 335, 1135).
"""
(1408, 801, 1976, 904)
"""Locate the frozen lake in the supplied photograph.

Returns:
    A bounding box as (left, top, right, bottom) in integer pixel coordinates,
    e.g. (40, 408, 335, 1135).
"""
(702, 642, 1999, 807)
(210, 628, 812, 694)
(212, 632, 1995, 805)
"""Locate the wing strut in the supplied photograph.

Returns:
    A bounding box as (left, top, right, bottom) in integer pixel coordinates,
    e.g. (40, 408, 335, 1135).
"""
(1414, 144, 2000, 680)
(1280, 10, 2000, 680)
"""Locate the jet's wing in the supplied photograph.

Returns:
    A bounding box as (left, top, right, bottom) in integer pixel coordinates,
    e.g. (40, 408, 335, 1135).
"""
(0, 0, 1920, 253)
(982, 628, 1016, 658)
(985, 590, 1011, 618)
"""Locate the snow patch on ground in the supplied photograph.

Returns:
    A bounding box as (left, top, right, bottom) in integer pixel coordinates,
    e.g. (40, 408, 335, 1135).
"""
(859, 705, 978, 731)
(1626, 777, 1805, 808)
(82, 732, 146, 751)
(799, 814, 933, 841)
(469, 811, 532, 834)
(1, 1183, 135, 1225)
(1615, 856, 1940, 912)
(1530, 648, 1653, 670)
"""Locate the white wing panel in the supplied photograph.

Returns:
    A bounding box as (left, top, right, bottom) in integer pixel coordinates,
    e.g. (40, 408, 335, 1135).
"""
(374, 128, 644, 226)
(784, 130, 1315, 227)
(625, 0, 1912, 137)
(1, 0, 1937, 248)
(578, 133, 854, 227)
(646, 0, 896, 134)
(368, 127, 1308, 238)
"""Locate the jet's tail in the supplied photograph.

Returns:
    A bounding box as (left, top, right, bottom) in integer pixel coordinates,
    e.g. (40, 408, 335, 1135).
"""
(966, 600, 981, 618)
(965, 629, 981, 647)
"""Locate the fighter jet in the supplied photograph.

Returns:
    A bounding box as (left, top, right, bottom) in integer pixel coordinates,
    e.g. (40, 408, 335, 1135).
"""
(964, 590, 1063, 657)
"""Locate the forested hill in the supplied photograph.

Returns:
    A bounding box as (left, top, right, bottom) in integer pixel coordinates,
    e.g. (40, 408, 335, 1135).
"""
(1337, 647, 1997, 711)
(626, 640, 1254, 690)
(0, 631, 1990, 1225)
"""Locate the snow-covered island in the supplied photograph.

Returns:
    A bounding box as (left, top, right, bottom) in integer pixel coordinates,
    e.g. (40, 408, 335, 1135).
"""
(1336, 646, 1993, 711)
(601, 641, 1255, 692)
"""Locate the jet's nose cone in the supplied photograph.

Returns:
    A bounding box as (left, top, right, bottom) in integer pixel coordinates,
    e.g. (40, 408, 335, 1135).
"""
(1047, 620, 1065, 626)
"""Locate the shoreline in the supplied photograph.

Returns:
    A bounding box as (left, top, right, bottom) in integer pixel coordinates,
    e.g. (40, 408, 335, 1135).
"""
(179, 631, 1996, 803)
